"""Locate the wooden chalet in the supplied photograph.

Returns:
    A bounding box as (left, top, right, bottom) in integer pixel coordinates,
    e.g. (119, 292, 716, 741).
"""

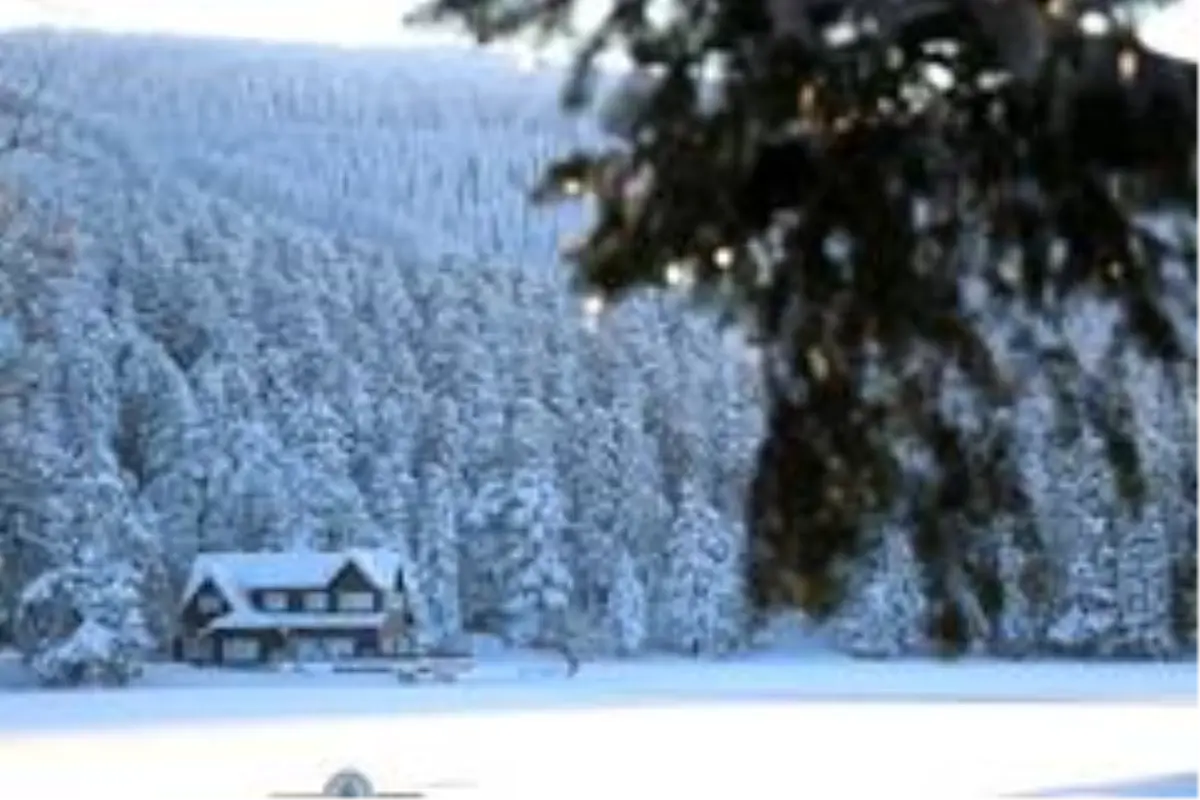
(174, 549, 413, 665)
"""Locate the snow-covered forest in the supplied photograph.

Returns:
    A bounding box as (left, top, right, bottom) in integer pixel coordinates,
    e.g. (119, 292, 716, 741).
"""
(0, 30, 1194, 687)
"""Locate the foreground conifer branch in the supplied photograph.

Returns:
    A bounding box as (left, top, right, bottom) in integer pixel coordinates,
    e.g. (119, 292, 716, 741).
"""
(409, 0, 1197, 648)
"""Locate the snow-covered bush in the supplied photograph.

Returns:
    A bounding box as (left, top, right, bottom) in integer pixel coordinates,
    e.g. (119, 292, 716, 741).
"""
(15, 563, 151, 687)
(29, 619, 147, 688)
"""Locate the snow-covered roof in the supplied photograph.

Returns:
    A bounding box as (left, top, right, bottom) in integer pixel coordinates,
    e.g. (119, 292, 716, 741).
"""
(181, 548, 405, 613)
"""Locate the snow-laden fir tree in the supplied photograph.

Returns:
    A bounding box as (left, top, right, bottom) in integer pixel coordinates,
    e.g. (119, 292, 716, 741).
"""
(494, 467, 573, 648)
(417, 393, 467, 491)
(110, 327, 202, 493)
(830, 519, 929, 658)
(607, 360, 671, 583)
(16, 560, 151, 687)
(1, 180, 74, 636)
(654, 480, 744, 655)
(454, 332, 507, 497)
(1008, 366, 1113, 656)
(1038, 422, 1123, 656)
(704, 337, 764, 519)
(564, 401, 622, 618)
(200, 419, 300, 553)
(189, 337, 262, 424)
(653, 313, 717, 503)
(411, 461, 462, 649)
(13, 457, 154, 686)
(988, 516, 1053, 658)
(1110, 353, 1186, 657)
(458, 477, 508, 632)
(607, 546, 648, 656)
(360, 449, 418, 551)
(1110, 508, 1176, 658)
(275, 393, 370, 550)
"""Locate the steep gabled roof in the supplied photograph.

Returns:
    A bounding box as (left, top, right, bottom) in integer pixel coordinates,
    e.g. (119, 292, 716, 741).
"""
(345, 548, 404, 592)
(180, 549, 405, 612)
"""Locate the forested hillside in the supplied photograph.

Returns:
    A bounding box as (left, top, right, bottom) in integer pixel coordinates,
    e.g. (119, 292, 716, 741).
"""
(0, 31, 1193, 686)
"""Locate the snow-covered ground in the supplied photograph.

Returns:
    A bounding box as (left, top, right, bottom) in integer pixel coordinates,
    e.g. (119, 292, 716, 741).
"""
(1, 632, 1197, 798)
(0, 649, 1196, 799)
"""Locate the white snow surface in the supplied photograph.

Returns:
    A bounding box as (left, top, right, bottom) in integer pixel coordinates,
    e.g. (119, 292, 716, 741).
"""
(0, 647, 1195, 799)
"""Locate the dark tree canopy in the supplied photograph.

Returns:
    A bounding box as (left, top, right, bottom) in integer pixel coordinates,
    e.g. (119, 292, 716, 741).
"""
(409, 0, 1197, 646)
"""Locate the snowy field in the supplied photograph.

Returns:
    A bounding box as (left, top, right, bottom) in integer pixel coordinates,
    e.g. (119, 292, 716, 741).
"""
(0, 651, 1196, 799)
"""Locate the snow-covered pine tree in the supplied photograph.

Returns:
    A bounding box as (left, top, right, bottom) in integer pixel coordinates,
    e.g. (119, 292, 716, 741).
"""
(110, 326, 202, 494)
(988, 380, 1063, 657)
(656, 311, 717, 503)
(1046, 534, 1120, 656)
(412, 461, 463, 649)
(1015, 364, 1122, 656)
(989, 515, 1053, 658)
(412, 256, 474, 401)
(196, 419, 298, 553)
(274, 394, 374, 550)
(360, 449, 418, 550)
(189, 336, 262, 425)
(16, 559, 151, 687)
(654, 480, 744, 655)
(830, 519, 929, 658)
(1110, 353, 1184, 657)
(1040, 424, 1123, 655)
(0, 404, 68, 647)
(705, 336, 764, 520)
(494, 468, 574, 648)
(607, 546, 649, 656)
(608, 358, 671, 588)
(536, 284, 592, 527)
(1111, 508, 1176, 658)
(563, 401, 622, 620)
(453, 330, 507, 498)
(416, 393, 467, 492)
(1, 181, 76, 639)
(13, 456, 154, 686)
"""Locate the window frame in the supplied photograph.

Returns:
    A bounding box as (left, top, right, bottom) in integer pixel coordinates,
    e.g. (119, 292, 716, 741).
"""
(196, 593, 224, 614)
(302, 591, 329, 612)
(222, 636, 261, 662)
(261, 591, 289, 612)
(338, 591, 376, 612)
